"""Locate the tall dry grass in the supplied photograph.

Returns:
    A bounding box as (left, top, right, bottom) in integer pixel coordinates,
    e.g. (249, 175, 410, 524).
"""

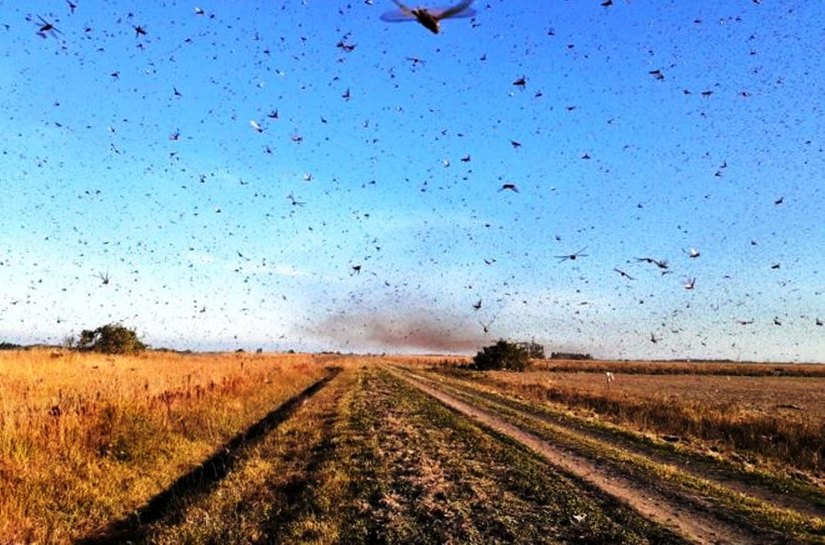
(0, 349, 330, 544)
(467, 370, 825, 475)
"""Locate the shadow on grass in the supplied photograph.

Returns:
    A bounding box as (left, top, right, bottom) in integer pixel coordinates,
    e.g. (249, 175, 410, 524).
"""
(75, 366, 343, 545)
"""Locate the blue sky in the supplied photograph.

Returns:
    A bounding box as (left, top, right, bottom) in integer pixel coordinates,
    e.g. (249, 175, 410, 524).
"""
(1, 0, 823, 361)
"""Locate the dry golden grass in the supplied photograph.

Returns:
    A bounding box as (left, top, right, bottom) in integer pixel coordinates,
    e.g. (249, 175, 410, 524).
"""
(0, 348, 330, 544)
(397, 357, 824, 476)
(492, 371, 825, 421)
(461, 368, 825, 475)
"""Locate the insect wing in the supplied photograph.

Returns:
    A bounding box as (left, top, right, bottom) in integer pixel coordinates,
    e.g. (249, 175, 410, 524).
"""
(380, 9, 416, 22)
(431, 2, 476, 19)
(430, 7, 476, 20)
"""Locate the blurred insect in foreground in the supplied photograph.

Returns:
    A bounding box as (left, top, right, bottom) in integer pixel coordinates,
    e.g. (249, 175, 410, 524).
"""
(381, 0, 476, 34)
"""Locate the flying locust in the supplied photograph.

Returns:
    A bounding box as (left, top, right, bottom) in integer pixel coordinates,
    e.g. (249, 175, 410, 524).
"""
(381, 0, 476, 34)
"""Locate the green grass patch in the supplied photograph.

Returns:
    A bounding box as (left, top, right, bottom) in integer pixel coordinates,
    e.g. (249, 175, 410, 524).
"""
(339, 367, 688, 545)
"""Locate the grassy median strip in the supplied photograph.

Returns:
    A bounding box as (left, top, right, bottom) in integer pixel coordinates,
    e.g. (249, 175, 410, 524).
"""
(0, 350, 330, 544)
(334, 366, 688, 545)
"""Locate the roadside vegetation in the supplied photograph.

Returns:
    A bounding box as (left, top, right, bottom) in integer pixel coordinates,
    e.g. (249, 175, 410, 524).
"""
(3, 352, 822, 544)
(135, 364, 356, 544)
(396, 366, 824, 543)
(0, 349, 329, 543)
(424, 359, 825, 475)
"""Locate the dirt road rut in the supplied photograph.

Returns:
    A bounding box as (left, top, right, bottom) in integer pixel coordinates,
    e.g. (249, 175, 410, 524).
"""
(392, 369, 770, 545)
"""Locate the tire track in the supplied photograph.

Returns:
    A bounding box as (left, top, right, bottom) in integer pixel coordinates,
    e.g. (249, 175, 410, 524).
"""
(426, 370, 825, 520)
(76, 367, 342, 545)
(391, 368, 766, 545)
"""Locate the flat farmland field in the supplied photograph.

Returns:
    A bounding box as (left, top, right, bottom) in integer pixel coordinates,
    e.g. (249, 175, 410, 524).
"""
(1, 351, 823, 544)
(519, 372, 825, 421)
(438, 364, 825, 475)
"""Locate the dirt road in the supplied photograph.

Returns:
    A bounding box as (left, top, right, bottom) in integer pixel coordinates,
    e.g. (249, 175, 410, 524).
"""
(68, 361, 818, 544)
(390, 367, 793, 545)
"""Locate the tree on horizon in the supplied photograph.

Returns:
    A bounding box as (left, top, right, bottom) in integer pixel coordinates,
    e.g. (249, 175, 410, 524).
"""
(75, 323, 147, 354)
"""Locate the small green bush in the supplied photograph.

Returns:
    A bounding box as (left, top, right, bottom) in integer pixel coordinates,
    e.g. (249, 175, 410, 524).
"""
(76, 323, 147, 354)
(472, 340, 530, 371)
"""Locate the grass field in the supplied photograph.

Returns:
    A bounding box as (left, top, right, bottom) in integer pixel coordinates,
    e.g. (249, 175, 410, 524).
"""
(0, 349, 331, 543)
(1, 350, 823, 544)
(425, 361, 825, 476)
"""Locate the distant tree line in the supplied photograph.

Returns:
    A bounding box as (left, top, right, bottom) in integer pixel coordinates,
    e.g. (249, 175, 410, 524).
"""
(515, 341, 545, 359)
(550, 352, 593, 360)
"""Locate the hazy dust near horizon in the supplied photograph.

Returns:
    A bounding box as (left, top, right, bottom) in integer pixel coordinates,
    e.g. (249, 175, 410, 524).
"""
(314, 310, 487, 353)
